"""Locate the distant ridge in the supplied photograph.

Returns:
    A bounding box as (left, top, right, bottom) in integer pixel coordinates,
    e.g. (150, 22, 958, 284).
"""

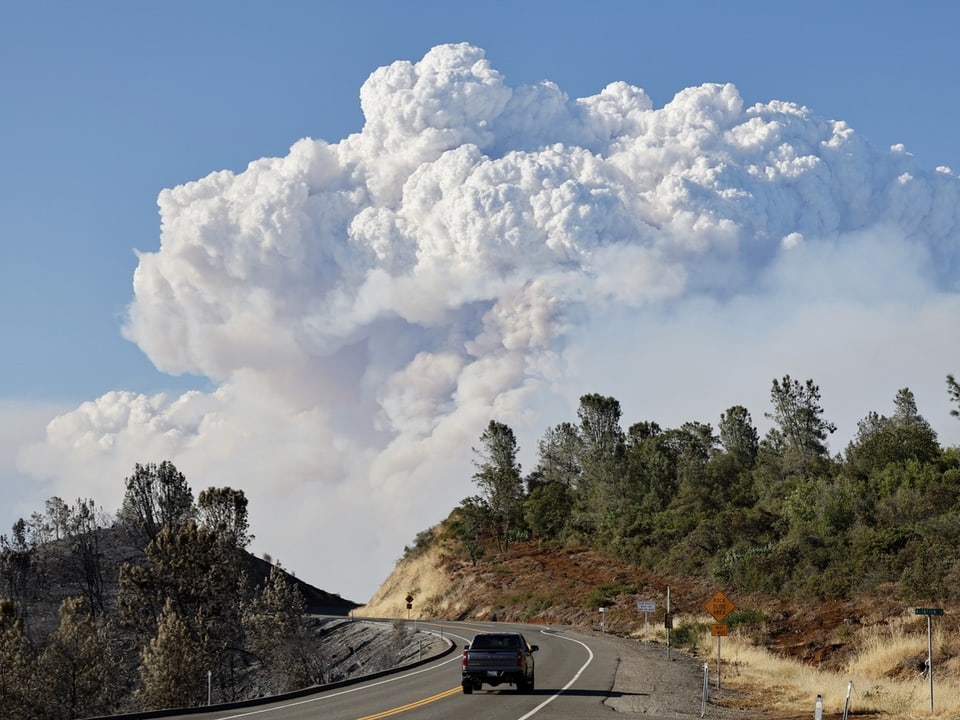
(248, 554, 360, 615)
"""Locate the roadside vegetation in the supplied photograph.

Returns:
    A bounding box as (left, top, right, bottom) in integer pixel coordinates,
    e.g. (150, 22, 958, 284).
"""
(668, 613, 960, 719)
(455, 374, 960, 604)
(0, 462, 354, 719)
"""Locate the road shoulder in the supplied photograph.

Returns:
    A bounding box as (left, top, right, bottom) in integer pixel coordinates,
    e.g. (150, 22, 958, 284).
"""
(603, 635, 752, 718)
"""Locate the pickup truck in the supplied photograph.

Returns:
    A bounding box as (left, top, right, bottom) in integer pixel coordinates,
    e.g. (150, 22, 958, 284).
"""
(461, 631, 538, 693)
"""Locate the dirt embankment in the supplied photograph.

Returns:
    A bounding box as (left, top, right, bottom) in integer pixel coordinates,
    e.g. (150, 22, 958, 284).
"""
(361, 540, 930, 667)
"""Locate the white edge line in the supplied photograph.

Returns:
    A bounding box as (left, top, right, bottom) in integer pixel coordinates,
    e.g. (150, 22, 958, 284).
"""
(516, 629, 595, 720)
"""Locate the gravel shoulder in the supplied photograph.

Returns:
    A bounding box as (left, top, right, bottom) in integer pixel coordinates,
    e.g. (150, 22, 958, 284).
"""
(603, 634, 755, 719)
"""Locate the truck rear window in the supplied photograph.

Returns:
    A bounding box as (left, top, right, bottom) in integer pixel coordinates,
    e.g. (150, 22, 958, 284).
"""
(470, 635, 520, 650)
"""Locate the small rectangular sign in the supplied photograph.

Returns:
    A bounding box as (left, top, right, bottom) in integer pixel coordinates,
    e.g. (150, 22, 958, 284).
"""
(636, 600, 656, 612)
(915, 608, 945, 616)
(711, 623, 728, 636)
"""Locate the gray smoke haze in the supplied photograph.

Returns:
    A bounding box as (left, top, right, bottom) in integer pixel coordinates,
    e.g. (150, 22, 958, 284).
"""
(19, 44, 960, 600)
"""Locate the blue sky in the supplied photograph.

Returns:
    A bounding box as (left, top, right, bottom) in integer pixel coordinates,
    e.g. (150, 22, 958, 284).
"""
(2, 1, 958, 600)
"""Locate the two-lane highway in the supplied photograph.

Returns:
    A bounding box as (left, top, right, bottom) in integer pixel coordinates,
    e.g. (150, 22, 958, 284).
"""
(147, 621, 622, 720)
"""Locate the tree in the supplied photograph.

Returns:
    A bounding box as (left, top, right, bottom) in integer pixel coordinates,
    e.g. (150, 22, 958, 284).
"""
(572, 394, 626, 543)
(948, 374, 960, 419)
(137, 600, 205, 711)
(892, 387, 929, 428)
(44, 497, 71, 542)
(118, 520, 251, 703)
(845, 388, 940, 479)
(707, 406, 760, 508)
(472, 421, 525, 551)
(37, 597, 120, 719)
(0, 519, 43, 631)
(63, 499, 108, 616)
(118, 461, 194, 546)
(0, 599, 35, 720)
(764, 375, 836, 475)
(668, 421, 719, 510)
(197, 487, 252, 549)
(577, 394, 625, 458)
(450, 496, 489, 564)
(718, 405, 759, 469)
(624, 421, 677, 515)
(533, 423, 582, 490)
(242, 565, 314, 693)
(523, 482, 574, 542)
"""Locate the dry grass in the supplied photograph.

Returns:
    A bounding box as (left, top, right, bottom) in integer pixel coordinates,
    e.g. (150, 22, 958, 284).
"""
(669, 611, 960, 719)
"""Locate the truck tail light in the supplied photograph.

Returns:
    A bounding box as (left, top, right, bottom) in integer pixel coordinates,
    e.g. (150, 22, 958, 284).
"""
(517, 651, 524, 667)
(462, 651, 469, 668)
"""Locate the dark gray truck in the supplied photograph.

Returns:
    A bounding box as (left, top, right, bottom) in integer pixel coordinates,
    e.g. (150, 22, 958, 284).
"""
(460, 631, 538, 693)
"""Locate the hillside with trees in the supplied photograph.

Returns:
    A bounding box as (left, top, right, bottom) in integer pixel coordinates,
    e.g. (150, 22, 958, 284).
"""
(448, 374, 960, 603)
(0, 462, 357, 719)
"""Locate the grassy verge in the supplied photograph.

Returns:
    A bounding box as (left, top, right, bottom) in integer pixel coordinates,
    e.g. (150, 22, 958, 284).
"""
(665, 611, 960, 718)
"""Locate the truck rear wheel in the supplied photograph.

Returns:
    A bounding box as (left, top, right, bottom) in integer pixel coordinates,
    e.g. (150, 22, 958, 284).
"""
(517, 673, 534, 693)
(462, 681, 473, 694)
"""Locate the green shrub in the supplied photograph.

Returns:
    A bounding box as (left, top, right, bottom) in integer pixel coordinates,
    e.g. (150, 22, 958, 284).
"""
(671, 620, 708, 651)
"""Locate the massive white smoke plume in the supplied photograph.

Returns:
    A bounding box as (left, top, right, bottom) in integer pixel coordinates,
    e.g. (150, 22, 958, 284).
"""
(19, 44, 960, 600)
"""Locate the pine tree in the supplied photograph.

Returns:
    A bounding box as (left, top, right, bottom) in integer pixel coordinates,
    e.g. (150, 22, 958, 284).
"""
(472, 421, 525, 551)
(764, 375, 836, 475)
(242, 564, 313, 693)
(37, 597, 120, 719)
(118, 519, 252, 706)
(948, 374, 960, 419)
(0, 599, 36, 720)
(118, 461, 194, 547)
(137, 600, 205, 711)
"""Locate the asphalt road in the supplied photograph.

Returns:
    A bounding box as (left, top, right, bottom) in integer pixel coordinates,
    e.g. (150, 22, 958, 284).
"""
(147, 621, 625, 720)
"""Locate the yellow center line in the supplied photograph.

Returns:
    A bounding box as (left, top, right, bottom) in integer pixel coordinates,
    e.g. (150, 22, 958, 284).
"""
(354, 686, 462, 720)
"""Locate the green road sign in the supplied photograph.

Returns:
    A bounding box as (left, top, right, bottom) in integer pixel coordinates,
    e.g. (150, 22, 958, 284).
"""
(915, 608, 944, 616)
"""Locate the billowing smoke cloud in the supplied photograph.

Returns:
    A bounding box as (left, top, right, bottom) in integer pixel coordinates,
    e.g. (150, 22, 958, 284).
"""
(19, 44, 960, 600)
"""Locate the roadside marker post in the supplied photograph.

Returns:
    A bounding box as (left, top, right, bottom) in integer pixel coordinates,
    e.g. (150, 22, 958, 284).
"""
(701, 662, 709, 717)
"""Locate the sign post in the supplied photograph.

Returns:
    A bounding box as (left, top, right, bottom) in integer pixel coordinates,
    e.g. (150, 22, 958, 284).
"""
(704, 591, 736, 690)
(916, 607, 944, 712)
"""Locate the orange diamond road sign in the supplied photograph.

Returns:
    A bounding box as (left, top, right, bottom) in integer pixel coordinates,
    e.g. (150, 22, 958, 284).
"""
(705, 591, 736, 622)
